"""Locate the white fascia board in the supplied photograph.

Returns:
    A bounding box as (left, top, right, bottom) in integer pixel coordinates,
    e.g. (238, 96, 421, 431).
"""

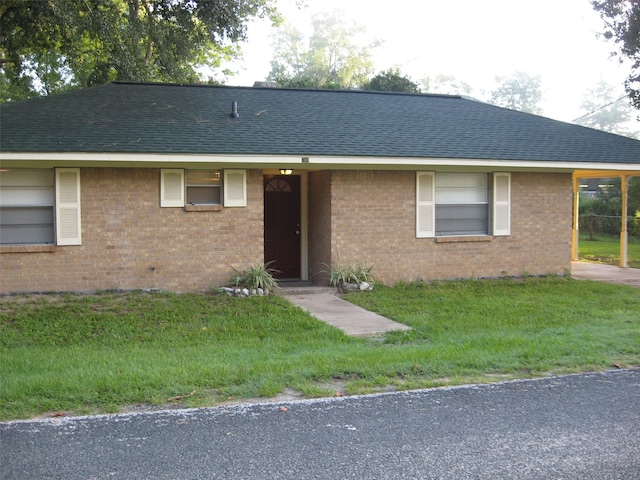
(1, 151, 638, 173)
(0, 152, 300, 168)
(306, 156, 640, 172)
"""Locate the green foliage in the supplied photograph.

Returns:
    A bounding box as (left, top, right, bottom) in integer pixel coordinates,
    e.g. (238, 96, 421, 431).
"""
(0, 0, 279, 101)
(365, 69, 420, 93)
(579, 177, 640, 239)
(1, 278, 639, 419)
(267, 10, 375, 89)
(323, 261, 374, 290)
(489, 71, 543, 114)
(228, 262, 279, 291)
(592, 0, 640, 110)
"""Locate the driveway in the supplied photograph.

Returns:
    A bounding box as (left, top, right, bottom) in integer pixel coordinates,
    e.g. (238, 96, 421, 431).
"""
(1, 369, 638, 479)
(572, 261, 640, 287)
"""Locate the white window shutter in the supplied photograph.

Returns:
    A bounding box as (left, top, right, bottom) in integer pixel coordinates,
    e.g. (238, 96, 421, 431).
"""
(161, 169, 184, 207)
(55, 168, 81, 245)
(416, 171, 435, 238)
(493, 172, 511, 236)
(224, 169, 246, 207)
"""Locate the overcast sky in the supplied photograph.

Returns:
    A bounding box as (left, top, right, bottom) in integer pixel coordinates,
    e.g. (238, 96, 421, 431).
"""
(225, 0, 636, 126)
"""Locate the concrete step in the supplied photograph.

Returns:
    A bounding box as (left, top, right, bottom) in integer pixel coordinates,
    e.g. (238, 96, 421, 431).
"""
(277, 282, 336, 296)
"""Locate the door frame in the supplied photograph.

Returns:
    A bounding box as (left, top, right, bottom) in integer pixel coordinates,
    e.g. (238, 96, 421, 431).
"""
(299, 172, 308, 281)
(263, 170, 308, 281)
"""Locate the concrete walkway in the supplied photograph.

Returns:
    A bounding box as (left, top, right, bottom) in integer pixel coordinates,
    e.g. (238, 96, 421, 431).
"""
(571, 261, 640, 287)
(278, 284, 411, 337)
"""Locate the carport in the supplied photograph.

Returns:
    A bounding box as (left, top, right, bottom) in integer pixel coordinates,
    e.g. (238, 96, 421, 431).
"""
(572, 170, 640, 268)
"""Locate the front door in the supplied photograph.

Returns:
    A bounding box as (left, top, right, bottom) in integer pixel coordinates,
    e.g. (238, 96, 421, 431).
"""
(264, 175, 301, 279)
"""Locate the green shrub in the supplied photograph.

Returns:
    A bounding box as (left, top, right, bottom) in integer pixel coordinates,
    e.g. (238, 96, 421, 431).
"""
(228, 262, 279, 292)
(632, 211, 640, 239)
(323, 260, 374, 292)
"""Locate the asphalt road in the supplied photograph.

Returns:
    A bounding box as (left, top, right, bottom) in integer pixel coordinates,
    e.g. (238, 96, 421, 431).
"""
(1, 369, 639, 479)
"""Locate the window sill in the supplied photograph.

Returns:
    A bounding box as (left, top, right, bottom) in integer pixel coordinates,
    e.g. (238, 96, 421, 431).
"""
(185, 204, 223, 212)
(0, 245, 58, 253)
(436, 235, 493, 243)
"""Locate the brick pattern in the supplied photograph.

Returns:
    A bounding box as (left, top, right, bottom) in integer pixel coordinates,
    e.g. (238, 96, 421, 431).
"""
(328, 171, 572, 284)
(1, 168, 572, 294)
(308, 171, 332, 284)
(1, 168, 263, 293)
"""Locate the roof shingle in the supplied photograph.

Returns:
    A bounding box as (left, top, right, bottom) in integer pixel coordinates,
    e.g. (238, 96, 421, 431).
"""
(1, 81, 639, 164)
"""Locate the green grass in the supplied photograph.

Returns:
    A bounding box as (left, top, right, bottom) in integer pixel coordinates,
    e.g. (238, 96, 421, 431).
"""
(1, 277, 639, 420)
(579, 233, 640, 268)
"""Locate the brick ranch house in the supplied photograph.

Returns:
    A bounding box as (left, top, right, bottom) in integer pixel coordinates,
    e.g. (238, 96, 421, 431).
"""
(1, 82, 639, 294)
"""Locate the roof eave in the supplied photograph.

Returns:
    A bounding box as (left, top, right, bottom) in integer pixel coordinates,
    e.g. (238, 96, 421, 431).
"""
(0, 152, 638, 173)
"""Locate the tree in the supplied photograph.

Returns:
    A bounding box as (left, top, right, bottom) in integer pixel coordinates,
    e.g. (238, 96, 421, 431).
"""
(489, 71, 543, 114)
(420, 74, 473, 96)
(0, 0, 278, 101)
(575, 80, 639, 138)
(267, 10, 375, 89)
(365, 69, 420, 93)
(592, 0, 640, 110)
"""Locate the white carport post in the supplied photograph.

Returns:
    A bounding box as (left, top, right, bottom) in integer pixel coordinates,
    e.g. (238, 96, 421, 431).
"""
(572, 175, 581, 262)
(620, 174, 628, 268)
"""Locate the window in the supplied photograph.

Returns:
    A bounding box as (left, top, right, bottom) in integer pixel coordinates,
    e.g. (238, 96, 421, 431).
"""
(416, 172, 510, 238)
(160, 169, 246, 208)
(0, 168, 81, 246)
(0, 169, 54, 245)
(186, 170, 221, 205)
(436, 173, 489, 236)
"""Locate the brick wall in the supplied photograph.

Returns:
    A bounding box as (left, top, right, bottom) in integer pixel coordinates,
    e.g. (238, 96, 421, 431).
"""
(308, 171, 332, 284)
(329, 171, 572, 284)
(1, 167, 573, 294)
(0, 168, 264, 293)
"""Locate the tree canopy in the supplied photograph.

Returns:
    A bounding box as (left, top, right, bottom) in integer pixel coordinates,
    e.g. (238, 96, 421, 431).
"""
(267, 10, 375, 89)
(575, 80, 638, 138)
(420, 74, 473, 96)
(365, 69, 420, 93)
(0, 0, 278, 101)
(592, 0, 640, 110)
(489, 71, 543, 114)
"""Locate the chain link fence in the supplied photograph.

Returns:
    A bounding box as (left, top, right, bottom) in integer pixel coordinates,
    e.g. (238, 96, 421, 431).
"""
(579, 213, 640, 240)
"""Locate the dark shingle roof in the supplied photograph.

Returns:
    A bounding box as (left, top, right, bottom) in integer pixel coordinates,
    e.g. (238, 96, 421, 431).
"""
(1, 81, 639, 164)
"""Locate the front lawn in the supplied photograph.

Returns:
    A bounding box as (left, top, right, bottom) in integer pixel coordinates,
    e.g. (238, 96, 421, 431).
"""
(1, 277, 638, 420)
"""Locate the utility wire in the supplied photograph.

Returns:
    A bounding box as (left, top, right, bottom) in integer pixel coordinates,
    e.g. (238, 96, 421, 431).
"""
(572, 95, 629, 122)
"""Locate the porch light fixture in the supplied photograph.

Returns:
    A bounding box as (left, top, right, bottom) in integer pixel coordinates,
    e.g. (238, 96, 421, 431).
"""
(279, 169, 293, 175)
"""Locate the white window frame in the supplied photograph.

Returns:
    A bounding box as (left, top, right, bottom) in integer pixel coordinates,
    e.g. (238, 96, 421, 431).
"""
(0, 168, 56, 245)
(416, 171, 511, 238)
(185, 169, 222, 205)
(160, 169, 247, 208)
(436, 172, 490, 236)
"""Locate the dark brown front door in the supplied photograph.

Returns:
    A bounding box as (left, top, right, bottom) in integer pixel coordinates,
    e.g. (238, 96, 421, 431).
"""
(264, 175, 301, 279)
